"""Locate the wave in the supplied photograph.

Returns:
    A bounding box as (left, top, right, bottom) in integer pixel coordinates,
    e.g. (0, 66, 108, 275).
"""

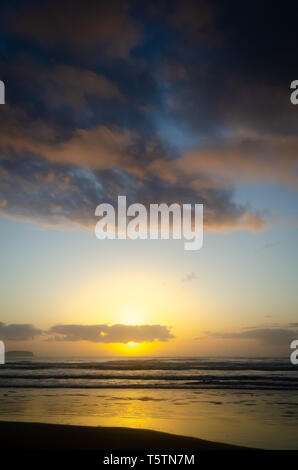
(0, 373, 298, 381)
(2, 357, 296, 371)
(1, 357, 297, 390)
(0, 382, 297, 390)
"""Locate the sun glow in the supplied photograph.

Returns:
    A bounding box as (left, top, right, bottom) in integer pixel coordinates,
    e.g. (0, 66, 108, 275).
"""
(108, 341, 154, 356)
(117, 308, 146, 326)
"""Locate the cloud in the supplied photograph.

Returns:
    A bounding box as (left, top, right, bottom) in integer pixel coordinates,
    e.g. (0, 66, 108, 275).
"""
(43, 125, 138, 171)
(2, 62, 122, 112)
(148, 134, 298, 192)
(0, 322, 42, 341)
(169, 0, 218, 45)
(0, 151, 268, 233)
(158, 2, 298, 139)
(0, 0, 296, 235)
(172, 137, 298, 191)
(0, 104, 268, 234)
(47, 324, 175, 343)
(3, 0, 141, 57)
(39, 65, 122, 109)
(0, 106, 149, 174)
(206, 327, 298, 347)
(256, 241, 280, 253)
(181, 272, 197, 282)
(0, 321, 175, 344)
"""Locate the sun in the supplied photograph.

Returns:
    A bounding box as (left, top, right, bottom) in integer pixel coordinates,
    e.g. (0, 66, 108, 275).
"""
(127, 341, 138, 347)
(108, 341, 153, 355)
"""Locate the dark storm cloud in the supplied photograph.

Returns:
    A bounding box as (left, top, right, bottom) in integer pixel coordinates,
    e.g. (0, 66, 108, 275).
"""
(36, 65, 123, 109)
(0, 322, 42, 341)
(47, 324, 174, 343)
(206, 327, 298, 347)
(0, 0, 297, 231)
(161, 0, 298, 136)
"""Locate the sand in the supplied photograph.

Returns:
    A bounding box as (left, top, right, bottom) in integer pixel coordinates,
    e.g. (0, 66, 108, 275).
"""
(0, 421, 249, 450)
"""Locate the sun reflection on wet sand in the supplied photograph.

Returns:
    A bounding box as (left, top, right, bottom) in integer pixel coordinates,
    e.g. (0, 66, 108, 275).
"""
(1, 388, 298, 449)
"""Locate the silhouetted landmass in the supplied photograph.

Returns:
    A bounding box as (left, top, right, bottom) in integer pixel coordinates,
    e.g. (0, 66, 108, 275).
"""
(6, 350, 34, 357)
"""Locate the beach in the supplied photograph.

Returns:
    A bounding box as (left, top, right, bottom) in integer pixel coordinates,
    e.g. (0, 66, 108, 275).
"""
(0, 357, 297, 449)
(0, 421, 246, 450)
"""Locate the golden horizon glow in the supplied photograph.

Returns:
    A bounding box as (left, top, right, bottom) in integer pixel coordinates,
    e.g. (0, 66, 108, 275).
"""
(108, 340, 156, 356)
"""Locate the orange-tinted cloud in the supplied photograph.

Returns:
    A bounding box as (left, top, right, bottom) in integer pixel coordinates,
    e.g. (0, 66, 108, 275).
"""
(48, 324, 175, 343)
(149, 135, 298, 191)
(0, 105, 269, 233)
(43, 65, 122, 108)
(5, 0, 141, 57)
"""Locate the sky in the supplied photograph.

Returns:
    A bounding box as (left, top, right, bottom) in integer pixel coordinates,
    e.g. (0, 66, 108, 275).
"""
(0, 0, 297, 357)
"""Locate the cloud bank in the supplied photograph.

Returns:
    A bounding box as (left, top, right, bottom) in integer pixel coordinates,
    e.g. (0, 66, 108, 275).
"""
(206, 326, 298, 347)
(0, 322, 42, 341)
(0, 0, 297, 232)
(0, 322, 174, 344)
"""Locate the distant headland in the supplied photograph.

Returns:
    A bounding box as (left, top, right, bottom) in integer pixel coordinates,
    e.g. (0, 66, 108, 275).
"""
(6, 351, 34, 358)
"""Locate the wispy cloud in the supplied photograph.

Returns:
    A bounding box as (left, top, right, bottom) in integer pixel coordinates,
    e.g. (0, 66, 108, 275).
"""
(181, 272, 197, 282)
(205, 327, 298, 347)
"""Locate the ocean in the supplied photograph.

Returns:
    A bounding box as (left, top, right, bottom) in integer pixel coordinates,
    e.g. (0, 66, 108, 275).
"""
(0, 356, 297, 449)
